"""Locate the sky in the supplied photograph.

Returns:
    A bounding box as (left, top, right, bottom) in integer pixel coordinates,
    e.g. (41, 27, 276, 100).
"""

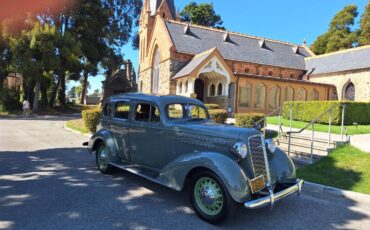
(68, 0, 368, 94)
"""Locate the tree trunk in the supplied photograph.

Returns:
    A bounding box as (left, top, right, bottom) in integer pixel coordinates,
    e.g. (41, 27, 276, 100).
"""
(58, 71, 66, 107)
(80, 71, 88, 105)
(49, 75, 61, 108)
(33, 80, 41, 112)
(40, 82, 48, 109)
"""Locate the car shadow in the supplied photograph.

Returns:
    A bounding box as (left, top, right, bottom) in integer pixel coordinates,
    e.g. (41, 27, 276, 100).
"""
(0, 114, 81, 121)
(0, 147, 369, 229)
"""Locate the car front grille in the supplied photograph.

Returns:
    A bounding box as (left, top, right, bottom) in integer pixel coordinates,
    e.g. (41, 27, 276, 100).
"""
(248, 135, 268, 179)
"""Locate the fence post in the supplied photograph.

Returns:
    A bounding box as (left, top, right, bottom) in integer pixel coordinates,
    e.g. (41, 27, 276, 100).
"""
(328, 109, 332, 148)
(288, 104, 293, 156)
(310, 123, 315, 164)
(278, 107, 282, 138)
(340, 105, 346, 141)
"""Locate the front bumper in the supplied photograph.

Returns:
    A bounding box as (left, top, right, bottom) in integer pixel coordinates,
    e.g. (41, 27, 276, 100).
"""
(244, 179, 304, 209)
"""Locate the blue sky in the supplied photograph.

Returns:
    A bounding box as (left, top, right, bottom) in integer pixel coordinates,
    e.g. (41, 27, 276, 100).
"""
(68, 0, 368, 94)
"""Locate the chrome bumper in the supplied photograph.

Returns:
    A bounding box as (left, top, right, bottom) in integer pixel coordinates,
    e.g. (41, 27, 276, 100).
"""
(244, 179, 304, 209)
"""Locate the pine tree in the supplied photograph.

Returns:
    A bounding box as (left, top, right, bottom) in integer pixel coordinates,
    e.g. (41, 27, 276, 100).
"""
(359, 1, 370, 45)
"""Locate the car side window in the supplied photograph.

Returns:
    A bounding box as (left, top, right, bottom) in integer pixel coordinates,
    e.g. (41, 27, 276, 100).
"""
(114, 101, 130, 120)
(135, 103, 160, 123)
(103, 103, 111, 117)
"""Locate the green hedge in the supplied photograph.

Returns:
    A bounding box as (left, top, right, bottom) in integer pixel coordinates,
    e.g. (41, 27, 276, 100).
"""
(209, 109, 228, 124)
(205, 104, 220, 110)
(235, 113, 265, 128)
(82, 108, 101, 133)
(283, 101, 370, 125)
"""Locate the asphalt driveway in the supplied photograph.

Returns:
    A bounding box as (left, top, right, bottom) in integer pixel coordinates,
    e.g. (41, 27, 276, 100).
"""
(0, 116, 369, 230)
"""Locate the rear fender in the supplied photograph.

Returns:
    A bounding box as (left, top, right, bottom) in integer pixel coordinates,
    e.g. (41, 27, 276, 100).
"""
(159, 152, 252, 203)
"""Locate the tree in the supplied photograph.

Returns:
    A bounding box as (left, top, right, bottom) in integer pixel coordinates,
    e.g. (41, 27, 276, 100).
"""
(311, 5, 358, 54)
(68, 86, 76, 98)
(180, 2, 225, 29)
(359, 1, 370, 45)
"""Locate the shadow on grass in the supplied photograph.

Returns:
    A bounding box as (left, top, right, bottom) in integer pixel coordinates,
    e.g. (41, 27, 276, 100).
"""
(0, 147, 369, 229)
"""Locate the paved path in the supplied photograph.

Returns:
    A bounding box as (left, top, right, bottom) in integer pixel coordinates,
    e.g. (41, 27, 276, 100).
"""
(1, 116, 370, 229)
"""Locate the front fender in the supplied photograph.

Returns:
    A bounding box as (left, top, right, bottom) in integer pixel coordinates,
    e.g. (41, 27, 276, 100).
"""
(89, 129, 118, 160)
(268, 147, 297, 184)
(159, 152, 252, 203)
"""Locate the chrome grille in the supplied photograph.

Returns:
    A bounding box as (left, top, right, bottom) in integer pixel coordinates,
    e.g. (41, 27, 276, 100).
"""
(248, 136, 267, 179)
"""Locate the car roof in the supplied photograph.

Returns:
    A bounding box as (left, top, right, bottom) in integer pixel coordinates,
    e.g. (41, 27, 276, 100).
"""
(108, 93, 204, 106)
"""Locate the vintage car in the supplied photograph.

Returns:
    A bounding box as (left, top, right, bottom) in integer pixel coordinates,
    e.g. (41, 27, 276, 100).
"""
(86, 93, 303, 224)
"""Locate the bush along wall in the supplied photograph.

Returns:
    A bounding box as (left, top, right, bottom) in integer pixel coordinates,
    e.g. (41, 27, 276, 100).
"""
(208, 109, 228, 124)
(282, 101, 370, 125)
(82, 108, 102, 133)
(205, 104, 220, 110)
(235, 113, 265, 128)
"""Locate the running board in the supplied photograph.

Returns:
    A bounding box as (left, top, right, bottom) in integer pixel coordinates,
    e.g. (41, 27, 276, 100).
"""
(109, 162, 180, 191)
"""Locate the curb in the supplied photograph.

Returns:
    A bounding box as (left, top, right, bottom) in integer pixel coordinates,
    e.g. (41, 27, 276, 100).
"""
(304, 181, 370, 201)
(63, 122, 92, 138)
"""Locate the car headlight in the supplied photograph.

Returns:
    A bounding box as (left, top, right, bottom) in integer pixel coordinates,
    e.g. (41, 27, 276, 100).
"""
(265, 139, 277, 153)
(231, 142, 248, 160)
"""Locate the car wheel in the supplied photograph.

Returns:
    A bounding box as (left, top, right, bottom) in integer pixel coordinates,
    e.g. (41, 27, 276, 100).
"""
(190, 170, 236, 224)
(96, 142, 113, 174)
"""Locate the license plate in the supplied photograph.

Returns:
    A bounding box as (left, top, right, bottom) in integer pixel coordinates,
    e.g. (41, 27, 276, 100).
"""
(250, 176, 266, 193)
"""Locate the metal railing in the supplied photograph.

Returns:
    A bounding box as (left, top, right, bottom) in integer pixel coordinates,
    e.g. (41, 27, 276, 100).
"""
(286, 103, 347, 164)
(254, 103, 348, 164)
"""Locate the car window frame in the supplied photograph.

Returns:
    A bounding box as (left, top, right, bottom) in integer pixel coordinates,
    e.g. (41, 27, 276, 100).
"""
(112, 99, 131, 122)
(165, 103, 210, 121)
(132, 100, 162, 125)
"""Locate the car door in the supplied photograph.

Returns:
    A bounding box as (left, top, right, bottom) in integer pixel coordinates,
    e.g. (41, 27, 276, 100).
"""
(129, 101, 166, 169)
(101, 102, 112, 130)
(110, 100, 131, 162)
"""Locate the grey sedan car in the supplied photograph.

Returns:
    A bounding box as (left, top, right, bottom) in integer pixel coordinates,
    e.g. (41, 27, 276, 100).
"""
(86, 93, 303, 224)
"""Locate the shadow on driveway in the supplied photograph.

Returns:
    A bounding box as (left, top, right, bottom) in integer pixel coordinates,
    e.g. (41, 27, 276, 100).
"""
(0, 148, 369, 229)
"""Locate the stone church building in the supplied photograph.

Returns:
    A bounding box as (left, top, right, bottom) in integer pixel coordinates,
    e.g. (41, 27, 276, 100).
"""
(138, 0, 369, 114)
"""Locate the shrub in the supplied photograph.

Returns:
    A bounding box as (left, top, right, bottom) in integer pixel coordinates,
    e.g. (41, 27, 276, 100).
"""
(208, 109, 228, 124)
(235, 113, 265, 128)
(205, 104, 219, 110)
(282, 101, 370, 125)
(0, 88, 22, 112)
(82, 108, 101, 133)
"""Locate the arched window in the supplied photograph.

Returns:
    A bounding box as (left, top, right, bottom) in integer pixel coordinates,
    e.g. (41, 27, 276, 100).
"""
(254, 83, 266, 110)
(184, 80, 188, 93)
(179, 81, 183, 94)
(238, 82, 251, 109)
(344, 82, 355, 101)
(310, 89, 319, 101)
(268, 71, 273, 76)
(151, 48, 160, 94)
(284, 86, 294, 102)
(209, 84, 216, 96)
(297, 88, 307, 101)
(245, 68, 250, 73)
(290, 74, 294, 79)
(217, 83, 223, 96)
(268, 85, 280, 109)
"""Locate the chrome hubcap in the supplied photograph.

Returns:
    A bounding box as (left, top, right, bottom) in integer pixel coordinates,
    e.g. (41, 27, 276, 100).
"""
(194, 177, 224, 216)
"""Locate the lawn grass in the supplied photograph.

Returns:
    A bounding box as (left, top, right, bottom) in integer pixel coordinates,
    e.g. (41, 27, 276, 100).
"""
(267, 116, 370, 135)
(297, 145, 370, 195)
(66, 119, 90, 134)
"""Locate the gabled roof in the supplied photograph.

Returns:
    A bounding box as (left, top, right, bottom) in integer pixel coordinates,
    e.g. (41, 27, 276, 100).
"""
(305, 45, 370, 75)
(172, 48, 215, 79)
(164, 20, 312, 70)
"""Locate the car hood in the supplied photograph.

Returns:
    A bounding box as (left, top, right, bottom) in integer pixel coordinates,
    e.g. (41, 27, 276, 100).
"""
(169, 121, 261, 140)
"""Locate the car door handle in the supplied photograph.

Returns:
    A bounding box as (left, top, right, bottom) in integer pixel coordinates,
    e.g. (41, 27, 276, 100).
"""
(155, 130, 164, 135)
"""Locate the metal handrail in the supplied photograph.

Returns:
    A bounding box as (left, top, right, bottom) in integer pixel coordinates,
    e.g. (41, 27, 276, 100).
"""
(253, 106, 283, 137)
(286, 103, 338, 135)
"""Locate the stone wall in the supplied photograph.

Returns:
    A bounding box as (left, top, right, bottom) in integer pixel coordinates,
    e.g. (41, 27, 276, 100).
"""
(310, 69, 370, 102)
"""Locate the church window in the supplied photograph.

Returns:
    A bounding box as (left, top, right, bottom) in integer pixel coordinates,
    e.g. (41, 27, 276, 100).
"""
(217, 83, 223, 96)
(268, 71, 273, 76)
(268, 85, 280, 110)
(254, 83, 266, 110)
(184, 80, 188, 93)
(238, 82, 251, 109)
(309, 89, 319, 101)
(151, 48, 160, 94)
(297, 88, 307, 101)
(284, 86, 294, 102)
(209, 84, 216, 96)
(344, 82, 355, 101)
(179, 81, 183, 94)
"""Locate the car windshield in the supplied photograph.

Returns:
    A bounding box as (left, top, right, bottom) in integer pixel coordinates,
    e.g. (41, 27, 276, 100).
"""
(167, 103, 209, 121)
